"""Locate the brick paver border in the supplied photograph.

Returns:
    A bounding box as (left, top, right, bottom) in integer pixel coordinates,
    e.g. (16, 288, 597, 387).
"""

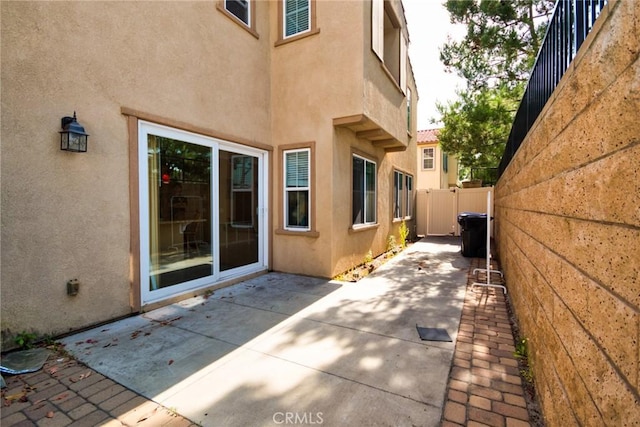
(442, 257, 543, 427)
(1, 352, 198, 426)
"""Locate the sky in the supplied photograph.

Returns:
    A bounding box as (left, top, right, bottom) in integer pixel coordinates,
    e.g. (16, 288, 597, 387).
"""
(402, 0, 467, 130)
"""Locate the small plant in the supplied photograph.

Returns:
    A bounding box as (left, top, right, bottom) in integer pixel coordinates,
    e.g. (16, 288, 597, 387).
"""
(520, 367, 534, 384)
(364, 250, 373, 264)
(514, 337, 534, 384)
(514, 338, 528, 359)
(386, 235, 397, 252)
(14, 331, 38, 349)
(399, 220, 409, 248)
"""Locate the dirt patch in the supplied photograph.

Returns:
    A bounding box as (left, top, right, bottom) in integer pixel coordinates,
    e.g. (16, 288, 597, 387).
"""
(334, 241, 416, 282)
(504, 291, 545, 426)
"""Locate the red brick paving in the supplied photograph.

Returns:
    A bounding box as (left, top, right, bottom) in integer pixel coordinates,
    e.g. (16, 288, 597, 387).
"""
(442, 257, 538, 426)
(1, 354, 197, 426)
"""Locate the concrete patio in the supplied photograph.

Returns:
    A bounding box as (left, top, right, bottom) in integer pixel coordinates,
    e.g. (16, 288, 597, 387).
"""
(59, 236, 469, 426)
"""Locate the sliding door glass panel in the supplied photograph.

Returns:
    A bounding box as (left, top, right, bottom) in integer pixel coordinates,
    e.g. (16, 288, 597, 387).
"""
(219, 150, 259, 271)
(148, 135, 212, 291)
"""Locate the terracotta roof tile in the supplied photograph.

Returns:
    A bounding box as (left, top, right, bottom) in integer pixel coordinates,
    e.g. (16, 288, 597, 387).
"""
(417, 128, 440, 144)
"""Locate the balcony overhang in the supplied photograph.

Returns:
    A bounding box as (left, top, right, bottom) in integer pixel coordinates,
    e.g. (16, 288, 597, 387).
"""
(333, 114, 407, 152)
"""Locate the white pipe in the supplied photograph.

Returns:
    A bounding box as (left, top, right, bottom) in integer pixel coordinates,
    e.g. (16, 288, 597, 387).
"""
(486, 191, 491, 285)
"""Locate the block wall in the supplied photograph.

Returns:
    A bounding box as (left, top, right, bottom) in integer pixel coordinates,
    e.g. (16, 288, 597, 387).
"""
(494, 1, 639, 425)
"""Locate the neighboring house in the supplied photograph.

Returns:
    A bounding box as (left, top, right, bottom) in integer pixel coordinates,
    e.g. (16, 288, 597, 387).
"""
(416, 128, 458, 190)
(1, 0, 418, 345)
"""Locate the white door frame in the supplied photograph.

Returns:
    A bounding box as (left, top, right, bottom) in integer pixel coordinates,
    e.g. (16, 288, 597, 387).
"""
(138, 121, 268, 305)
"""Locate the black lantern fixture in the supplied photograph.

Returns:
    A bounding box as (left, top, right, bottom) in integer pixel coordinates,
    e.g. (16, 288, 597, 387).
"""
(60, 112, 89, 152)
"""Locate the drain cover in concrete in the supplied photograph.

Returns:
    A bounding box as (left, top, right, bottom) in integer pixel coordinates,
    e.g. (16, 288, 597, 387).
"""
(416, 325, 452, 342)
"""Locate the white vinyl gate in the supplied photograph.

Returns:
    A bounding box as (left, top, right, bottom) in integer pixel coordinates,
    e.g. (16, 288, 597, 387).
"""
(416, 187, 494, 237)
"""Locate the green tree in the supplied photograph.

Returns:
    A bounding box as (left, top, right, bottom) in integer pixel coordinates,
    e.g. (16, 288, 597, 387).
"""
(436, 0, 553, 171)
(437, 85, 519, 170)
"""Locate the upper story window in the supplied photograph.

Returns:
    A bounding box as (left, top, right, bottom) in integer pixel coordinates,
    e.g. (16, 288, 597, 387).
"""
(284, 148, 310, 231)
(225, 0, 250, 25)
(218, 0, 258, 38)
(406, 88, 412, 132)
(372, 0, 407, 92)
(422, 147, 435, 170)
(353, 155, 377, 226)
(285, 0, 310, 38)
(276, 0, 319, 45)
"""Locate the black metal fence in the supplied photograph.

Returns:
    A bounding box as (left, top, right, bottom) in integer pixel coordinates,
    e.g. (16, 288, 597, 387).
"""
(498, 0, 608, 177)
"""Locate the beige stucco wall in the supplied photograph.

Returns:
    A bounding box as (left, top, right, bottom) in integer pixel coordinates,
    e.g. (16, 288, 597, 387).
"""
(1, 0, 417, 346)
(271, 0, 418, 278)
(416, 143, 440, 190)
(494, 1, 639, 425)
(1, 1, 272, 345)
(270, 0, 363, 278)
(416, 143, 457, 190)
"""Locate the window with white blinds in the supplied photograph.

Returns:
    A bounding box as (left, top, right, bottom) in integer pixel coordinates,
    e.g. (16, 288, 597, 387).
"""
(284, 0, 310, 38)
(284, 149, 310, 230)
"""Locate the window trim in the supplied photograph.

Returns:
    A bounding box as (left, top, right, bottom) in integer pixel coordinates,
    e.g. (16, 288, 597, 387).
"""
(352, 153, 377, 228)
(275, 0, 320, 46)
(276, 142, 318, 237)
(405, 174, 413, 220)
(406, 87, 412, 133)
(372, 0, 407, 92)
(217, 0, 259, 39)
(422, 147, 435, 170)
(393, 170, 413, 221)
(283, 148, 311, 232)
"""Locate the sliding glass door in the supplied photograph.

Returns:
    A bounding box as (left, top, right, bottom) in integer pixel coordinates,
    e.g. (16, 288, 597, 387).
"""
(139, 122, 267, 304)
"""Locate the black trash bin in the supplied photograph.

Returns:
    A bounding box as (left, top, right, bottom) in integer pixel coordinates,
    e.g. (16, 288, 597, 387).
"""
(457, 212, 488, 257)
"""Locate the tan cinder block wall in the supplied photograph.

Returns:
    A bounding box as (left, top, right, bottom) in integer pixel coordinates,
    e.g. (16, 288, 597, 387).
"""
(494, 1, 640, 425)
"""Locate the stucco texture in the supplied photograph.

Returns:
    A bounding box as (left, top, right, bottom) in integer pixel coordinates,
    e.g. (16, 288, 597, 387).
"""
(494, 1, 640, 425)
(1, 1, 272, 344)
(2, 0, 418, 344)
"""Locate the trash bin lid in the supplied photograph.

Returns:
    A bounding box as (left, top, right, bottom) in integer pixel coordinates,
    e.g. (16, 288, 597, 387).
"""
(457, 212, 487, 219)
(457, 212, 489, 226)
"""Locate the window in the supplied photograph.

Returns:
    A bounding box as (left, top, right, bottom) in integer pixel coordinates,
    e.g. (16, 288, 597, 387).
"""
(353, 155, 377, 226)
(284, 0, 310, 38)
(422, 147, 435, 170)
(393, 171, 403, 219)
(406, 88, 412, 132)
(231, 155, 254, 227)
(393, 171, 413, 220)
(225, 0, 249, 26)
(284, 149, 310, 230)
(443, 153, 449, 173)
(371, 0, 408, 91)
(405, 175, 413, 218)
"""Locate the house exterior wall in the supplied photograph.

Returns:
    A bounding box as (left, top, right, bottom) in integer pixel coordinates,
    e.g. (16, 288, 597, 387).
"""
(494, 1, 640, 425)
(270, 0, 363, 277)
(1, 1, 273, 344)
(1, 0, 417, 345)
(417, 143, 456, 190)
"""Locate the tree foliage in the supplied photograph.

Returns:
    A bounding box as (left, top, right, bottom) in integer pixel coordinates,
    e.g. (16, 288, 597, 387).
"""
(436, 0, 554, 171)
(437, 85, 520, 169)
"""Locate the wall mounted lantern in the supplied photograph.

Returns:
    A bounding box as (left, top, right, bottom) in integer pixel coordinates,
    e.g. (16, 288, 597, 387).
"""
(60, 112, 89, 152)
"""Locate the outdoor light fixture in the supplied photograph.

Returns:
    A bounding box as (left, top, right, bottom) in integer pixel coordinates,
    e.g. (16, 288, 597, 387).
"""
(60, 112, 89, 152)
